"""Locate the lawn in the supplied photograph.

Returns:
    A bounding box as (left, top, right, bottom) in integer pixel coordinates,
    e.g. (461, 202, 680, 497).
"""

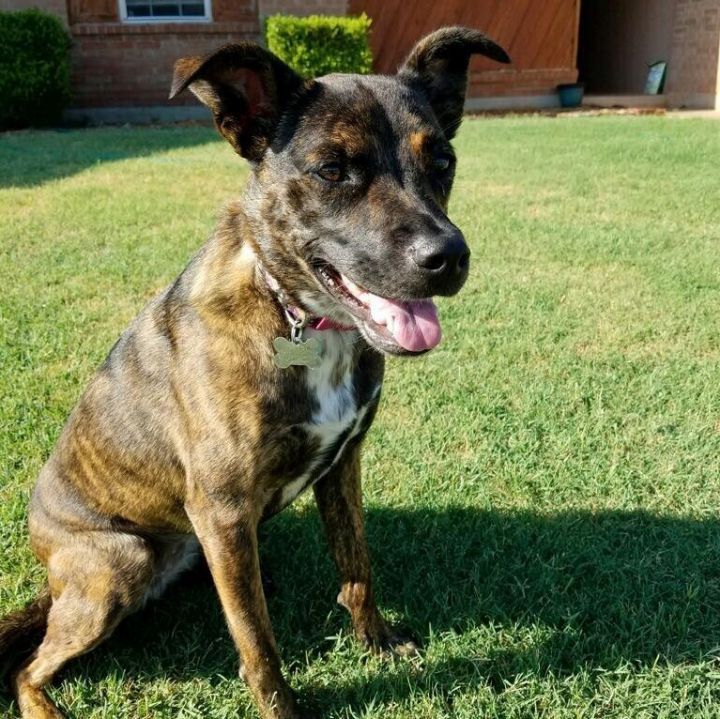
(2, 116, 720, 718)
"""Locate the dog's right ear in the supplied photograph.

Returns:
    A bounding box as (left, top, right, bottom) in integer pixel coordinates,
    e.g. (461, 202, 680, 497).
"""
(170, 43, 304, 161)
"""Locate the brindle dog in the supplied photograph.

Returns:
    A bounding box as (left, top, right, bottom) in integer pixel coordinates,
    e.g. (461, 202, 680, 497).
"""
(0, 26, 509, 719)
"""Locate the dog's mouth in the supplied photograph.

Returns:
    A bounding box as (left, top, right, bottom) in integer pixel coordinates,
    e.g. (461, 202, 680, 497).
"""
(314, 264, 442, 355)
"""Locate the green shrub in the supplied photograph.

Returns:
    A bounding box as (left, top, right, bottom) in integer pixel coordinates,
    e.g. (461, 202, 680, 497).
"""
(0, 9, 71, 129)
(265, 14, 372, 78)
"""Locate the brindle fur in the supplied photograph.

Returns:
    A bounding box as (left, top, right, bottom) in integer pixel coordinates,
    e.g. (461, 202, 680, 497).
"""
(1, 26, 509, 719)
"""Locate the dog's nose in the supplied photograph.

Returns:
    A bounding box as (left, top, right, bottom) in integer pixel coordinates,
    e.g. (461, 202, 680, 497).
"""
(411, 229, 470, 292)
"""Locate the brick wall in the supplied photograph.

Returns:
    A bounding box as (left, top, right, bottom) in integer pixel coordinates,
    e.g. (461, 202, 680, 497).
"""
(6, 0, 719, 113)
(666, 0, 720, 108)
(0, 0, 67, 23)
(258, 0, 347, 18)
(71, 21, 258, 107)
(65, 0, 259, 108)
(468, 68, 577, 99)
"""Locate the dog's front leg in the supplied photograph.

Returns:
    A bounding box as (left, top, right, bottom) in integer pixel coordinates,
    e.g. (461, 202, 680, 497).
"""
(185, 490, 305, 719)
(314, 447, 418, 656)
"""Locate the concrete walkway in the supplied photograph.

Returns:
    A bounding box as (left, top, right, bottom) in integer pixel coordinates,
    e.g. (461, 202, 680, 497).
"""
(667, 109, 720, 119)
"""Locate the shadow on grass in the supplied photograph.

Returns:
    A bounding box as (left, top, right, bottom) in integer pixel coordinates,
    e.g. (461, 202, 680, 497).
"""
(3, 507, 720, 715)
(0, 126, 217, 189)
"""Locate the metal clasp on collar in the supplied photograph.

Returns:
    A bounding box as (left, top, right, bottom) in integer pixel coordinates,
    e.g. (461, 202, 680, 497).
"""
(284, 307, 307, 345)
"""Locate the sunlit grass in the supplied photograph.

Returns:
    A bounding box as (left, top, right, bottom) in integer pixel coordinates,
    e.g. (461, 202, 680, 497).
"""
(2, 117, 720, 717)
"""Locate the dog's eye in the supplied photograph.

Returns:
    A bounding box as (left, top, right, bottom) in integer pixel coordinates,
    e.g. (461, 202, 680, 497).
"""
(316, 163, 344, 183)
(432, 154, 454, 173)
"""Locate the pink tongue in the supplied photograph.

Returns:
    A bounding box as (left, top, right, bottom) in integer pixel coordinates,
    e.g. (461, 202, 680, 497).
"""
(364, 295, 442, 352)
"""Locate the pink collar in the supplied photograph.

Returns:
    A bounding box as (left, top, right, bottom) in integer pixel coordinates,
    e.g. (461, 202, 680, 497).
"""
(307, 316, 356, 331)
(294, 310, 355, 333)
(259, 265, 356, 333)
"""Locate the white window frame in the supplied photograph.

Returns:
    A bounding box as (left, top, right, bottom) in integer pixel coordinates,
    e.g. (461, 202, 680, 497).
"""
(119, 0, 212, 23)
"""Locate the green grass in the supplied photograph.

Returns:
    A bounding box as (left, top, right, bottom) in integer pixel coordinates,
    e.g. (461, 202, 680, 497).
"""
(2, 116, 720, 718)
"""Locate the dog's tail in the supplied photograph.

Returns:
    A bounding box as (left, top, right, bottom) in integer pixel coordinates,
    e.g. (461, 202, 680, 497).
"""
(0, 585, 51, 681)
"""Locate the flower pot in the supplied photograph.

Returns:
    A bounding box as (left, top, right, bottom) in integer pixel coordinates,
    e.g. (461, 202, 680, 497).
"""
(557, 82, 584, 108)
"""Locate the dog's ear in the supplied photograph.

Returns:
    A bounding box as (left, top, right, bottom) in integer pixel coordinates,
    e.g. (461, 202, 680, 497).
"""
(169, 43, 304, 161)
(399, 26, 510, 140)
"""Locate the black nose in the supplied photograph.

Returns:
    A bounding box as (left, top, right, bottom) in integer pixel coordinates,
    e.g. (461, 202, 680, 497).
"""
(411, 229, 470, 291)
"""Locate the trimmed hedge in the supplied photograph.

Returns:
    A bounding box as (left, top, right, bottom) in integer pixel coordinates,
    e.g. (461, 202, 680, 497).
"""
(265, 14, 372, 79)
(0, 9, 71, 129)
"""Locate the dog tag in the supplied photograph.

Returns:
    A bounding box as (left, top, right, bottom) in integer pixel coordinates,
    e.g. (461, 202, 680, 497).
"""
(273, 336, 322, 369)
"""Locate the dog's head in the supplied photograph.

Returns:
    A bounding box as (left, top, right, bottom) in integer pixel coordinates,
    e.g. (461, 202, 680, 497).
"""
(170, 27, 509, 355)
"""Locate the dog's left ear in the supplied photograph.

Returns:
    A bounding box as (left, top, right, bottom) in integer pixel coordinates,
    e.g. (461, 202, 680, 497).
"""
(169, 42, 304, 161)
(399, 26, 510, 140)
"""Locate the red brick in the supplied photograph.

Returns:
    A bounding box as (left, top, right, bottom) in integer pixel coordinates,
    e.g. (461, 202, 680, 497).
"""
(666, 0, 720, 107)
(66, 0, 259, 108)
(258, 0, 347, 17)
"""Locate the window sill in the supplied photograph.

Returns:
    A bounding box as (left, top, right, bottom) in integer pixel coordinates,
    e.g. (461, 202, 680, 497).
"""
(120, 17, 212, 24)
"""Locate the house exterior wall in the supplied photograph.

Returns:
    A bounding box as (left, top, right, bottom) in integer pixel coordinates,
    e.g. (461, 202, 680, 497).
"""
(1, 0, 258, 112)
(3, 0, 719, 114)
(68, 0, 258, 108)
(665, 0, 720, 108)
(258, 0, 347, 18)
(0, 0, 67, 23)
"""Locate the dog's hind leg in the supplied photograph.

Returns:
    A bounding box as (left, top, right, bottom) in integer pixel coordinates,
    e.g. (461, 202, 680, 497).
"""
(13, 532, 155, 719)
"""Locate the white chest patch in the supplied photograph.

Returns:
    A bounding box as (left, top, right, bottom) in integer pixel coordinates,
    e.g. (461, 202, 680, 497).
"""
(278, 330, 379, 509)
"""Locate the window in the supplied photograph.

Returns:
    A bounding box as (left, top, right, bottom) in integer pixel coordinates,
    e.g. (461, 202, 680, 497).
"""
(120, 0, 211, 21)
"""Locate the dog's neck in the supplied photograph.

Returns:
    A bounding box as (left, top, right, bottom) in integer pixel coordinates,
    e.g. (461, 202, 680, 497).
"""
(258, 264, 355, 332)
(188, 202, 355, 337)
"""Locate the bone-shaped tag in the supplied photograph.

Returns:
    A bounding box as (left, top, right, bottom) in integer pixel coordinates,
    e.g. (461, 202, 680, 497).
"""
(273, 336, 322, 369)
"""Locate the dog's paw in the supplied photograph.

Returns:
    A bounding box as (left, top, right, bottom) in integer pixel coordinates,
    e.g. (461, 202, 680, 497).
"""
(384, 632, 421, 658)
(377, 629, 421, 658)
(356, 621, 421, 658)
